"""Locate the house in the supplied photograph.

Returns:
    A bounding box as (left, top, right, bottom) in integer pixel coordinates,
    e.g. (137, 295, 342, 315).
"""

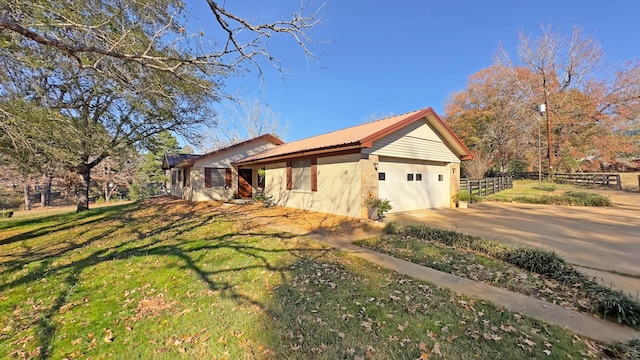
(162, 153, 199, 196)
(234, 107, 474, 218)
(165, 134, 283, 201)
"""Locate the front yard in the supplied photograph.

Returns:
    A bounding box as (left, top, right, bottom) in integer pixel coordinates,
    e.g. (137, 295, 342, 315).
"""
(0, 198, 629, 359)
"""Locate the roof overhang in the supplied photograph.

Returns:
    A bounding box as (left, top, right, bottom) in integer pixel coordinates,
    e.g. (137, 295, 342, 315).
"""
(234, 144, 363, 166)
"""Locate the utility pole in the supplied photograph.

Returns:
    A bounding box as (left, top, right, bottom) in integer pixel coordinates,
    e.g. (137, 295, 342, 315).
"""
(542, 92, 553, 173)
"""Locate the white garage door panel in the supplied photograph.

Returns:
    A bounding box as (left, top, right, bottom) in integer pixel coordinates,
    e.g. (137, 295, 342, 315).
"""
(378, 161, 449, 213)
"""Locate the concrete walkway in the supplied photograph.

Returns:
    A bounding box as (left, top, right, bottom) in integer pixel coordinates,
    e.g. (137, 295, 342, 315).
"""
(260, 221, 639, 344)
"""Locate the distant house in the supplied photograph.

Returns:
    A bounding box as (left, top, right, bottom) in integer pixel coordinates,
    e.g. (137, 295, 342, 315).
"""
(165, 134, 283, 201)
(166, 107, 473, 218)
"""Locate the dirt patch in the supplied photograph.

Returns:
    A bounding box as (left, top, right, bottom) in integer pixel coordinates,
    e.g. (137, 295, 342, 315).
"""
(217, 201, 377, 237)
(135, 294, 176, 320)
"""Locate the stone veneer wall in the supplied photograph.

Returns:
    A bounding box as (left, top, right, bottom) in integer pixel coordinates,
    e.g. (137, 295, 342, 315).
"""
(449, 162, 461, 207)
(360, 153, 380, 218)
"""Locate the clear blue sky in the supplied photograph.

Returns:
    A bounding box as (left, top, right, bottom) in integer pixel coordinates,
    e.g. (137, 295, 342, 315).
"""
(185, 0, 640, 143)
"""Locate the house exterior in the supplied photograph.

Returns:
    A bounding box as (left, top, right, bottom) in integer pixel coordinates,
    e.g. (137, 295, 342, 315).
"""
(165, 134, 283, 201)
(234, 107, 474, 218)
(162, 153, 200, 197)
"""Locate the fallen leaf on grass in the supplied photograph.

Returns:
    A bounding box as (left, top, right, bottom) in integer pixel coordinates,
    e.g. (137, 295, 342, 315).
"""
(418, 341, 428, 351)
(431, 343, 442, 356)
(104, 329, 114, 343)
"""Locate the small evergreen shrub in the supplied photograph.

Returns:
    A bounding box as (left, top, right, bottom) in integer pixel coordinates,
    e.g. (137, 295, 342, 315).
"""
(502, 248, 566, 276)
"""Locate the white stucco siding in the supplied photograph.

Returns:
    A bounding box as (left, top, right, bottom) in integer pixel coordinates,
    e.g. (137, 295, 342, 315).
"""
(378, 157, 451, 213)
(264, 153, 362, 218)
(364, 120, 460, 163)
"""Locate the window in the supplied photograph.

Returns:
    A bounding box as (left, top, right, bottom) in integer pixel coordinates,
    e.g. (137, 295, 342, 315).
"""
(292, 159, 311, 190)
(407, 173, 414, 181)
(286, 159, 317, 192)
(183, 168, 191, 187)
(257, 168, 266, 189)
(171, 171, 177, 185)
(205, 168, 225, 188)
(378, 172, 386, 181)
(438, 174, 444, 182)
(415, 174, 422, 181)
(205, 168, 232, 188)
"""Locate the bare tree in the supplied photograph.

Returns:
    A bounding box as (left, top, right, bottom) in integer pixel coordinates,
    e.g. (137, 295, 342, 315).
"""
(0, 0, 324, 87)
(461, 148, 493, 179)
(496, 24, 602, 172)
(203, 99, 286, 150)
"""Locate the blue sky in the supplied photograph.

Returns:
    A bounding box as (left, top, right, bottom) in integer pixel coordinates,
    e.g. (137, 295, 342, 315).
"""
(185, 1, 640, 143)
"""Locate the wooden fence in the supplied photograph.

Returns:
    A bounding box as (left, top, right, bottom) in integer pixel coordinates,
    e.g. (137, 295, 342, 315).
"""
(460, 176, 513, 198)
(509, 172, 622, 189)
(553, 173, 622, 189)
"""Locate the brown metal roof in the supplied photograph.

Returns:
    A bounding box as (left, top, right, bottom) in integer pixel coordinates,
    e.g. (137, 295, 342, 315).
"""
(235, 107, 474, 164)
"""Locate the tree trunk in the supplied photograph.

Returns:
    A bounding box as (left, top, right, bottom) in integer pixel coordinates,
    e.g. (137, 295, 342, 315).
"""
(41, 174, 51, 207)
(23, 182, 31, 211)
(45, 175, 52, 206)
(77, 164, 91, 212)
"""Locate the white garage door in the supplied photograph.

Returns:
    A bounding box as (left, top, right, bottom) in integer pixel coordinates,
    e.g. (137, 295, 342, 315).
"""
(378, 160, 450, 213)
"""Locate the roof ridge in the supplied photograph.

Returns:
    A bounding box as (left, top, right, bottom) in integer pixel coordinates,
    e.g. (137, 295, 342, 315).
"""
(284, 107, 430, 144)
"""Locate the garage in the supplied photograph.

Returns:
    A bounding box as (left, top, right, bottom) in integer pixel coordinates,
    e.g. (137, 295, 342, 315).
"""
(378, 158, 450, 213)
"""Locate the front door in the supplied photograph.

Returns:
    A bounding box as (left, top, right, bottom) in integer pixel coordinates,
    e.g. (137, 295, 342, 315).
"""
(238, 169, 253, 198)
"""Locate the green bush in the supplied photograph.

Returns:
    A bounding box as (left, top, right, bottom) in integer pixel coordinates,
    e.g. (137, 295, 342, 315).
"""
(598, 291, 640, 327)
(513, 191, 612, 206)
(0, 210, 14, 218)
(366, 197, 392, 217)
(384, 222, 640, 329)
(502, 248, 567, 276)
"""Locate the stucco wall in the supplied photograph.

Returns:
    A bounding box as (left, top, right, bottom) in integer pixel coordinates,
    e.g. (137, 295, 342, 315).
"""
(181, 139, 278, 202)
(264, 153, 362, 218)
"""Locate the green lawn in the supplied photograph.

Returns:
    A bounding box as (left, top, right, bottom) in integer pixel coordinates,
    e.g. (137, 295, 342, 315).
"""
(0, 198, 609, 359)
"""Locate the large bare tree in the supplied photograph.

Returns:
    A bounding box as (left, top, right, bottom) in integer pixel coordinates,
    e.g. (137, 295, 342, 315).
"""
(496, 25, 603, 172)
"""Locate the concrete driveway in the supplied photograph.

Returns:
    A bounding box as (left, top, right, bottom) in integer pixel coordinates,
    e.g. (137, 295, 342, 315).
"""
(387, 189, 640, 295)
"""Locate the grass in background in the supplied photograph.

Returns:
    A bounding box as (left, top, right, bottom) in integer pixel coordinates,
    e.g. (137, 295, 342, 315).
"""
(489, 180, 612, 206)
(0, 198, 610, 359)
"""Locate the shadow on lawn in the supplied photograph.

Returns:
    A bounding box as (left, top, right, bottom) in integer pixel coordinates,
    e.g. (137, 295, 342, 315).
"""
(0, 198, 329, 359)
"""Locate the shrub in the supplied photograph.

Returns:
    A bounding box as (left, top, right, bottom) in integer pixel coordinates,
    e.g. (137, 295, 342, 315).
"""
(0, 210, 14, 218)
(384, 221, 640, 329)
(383, 221, 404, 235)
(502, 248, 567, 276)
(366, 197, 393, 218)
(452, 190, 471, 202)
(513, 191, 612, 206)
(598, 291, 640, 327)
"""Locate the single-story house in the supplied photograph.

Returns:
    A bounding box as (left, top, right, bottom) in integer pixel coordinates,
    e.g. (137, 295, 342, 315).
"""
(164, 134, 283, 201)
(162, 153, 200, 197)
(165, 107, 473, 218)
(234, 107, 473, 218)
